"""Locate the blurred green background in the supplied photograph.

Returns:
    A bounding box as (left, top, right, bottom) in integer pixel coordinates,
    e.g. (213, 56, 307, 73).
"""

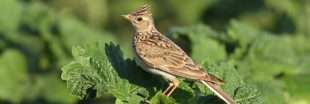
(0, 0, 309, 104)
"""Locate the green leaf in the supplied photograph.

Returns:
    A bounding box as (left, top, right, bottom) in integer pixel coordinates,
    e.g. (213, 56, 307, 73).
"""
(167, 0, 217, 24)
(195, 60, 265, 104)
(284, 74, 310, 103)
(49, 38, 71, 66)
(61, 39, 266, 104)
(0, 0, 22, 33)
(227, 20, 263, 59)
(0, 49, 29, 103)
(61, 42, 147, 103)
(202, 61, 242, 96)
(170, 24, 226, 62)
(171, 80, 196, 104)
(0, 0, 46, 54)
(104, 42, 155, 88)
(150, 92, 177, 104)
(245, 34, 297, 80)
(226, 21, 298, 77)
(291, 35, 310, 56)
(234, 85, 265, 104)
(58, 15, 116, 50)
(22, 1, 55, 41)
(254, 80, 285, 104)
(266, 0, 310, 35)
(228, 21, 297, 68)
(227, 21, 293, 103)
(41, 74, 77, 103)
(297, 55, 310, 73)
(196, 61, 236, 104)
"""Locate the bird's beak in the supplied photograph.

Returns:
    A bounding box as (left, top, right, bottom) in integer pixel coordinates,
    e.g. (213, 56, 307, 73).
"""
(122, 14, 131, 20)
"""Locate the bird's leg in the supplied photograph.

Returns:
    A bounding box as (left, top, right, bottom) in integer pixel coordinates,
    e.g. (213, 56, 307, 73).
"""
(166, 78, 179, 97)
(153, 69, 179, 97)
(163, 83, 173, 95)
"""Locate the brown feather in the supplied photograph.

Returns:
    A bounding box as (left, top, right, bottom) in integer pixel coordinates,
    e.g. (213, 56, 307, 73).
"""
(125, 4, 235, 104)
(131, 5, 151, 15)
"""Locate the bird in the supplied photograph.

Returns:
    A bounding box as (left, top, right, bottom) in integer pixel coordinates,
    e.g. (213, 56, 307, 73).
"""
(122, 4, 236, 104)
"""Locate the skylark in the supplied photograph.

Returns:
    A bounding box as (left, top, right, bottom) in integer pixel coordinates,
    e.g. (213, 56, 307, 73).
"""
(123, 5, 235, 104)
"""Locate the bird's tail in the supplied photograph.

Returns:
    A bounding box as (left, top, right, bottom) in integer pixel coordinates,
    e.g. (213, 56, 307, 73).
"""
(201, 80, 236, 104)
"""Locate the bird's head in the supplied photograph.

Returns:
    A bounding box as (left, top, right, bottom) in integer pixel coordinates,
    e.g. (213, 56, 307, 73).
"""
(122, 5, 154, 32)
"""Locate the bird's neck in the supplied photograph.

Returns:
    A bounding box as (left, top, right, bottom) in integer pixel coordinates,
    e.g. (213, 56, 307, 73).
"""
(136, 26, 159, 35)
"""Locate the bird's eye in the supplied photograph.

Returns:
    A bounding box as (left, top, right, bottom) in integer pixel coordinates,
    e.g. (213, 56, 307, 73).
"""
(137, 17, 143, 21)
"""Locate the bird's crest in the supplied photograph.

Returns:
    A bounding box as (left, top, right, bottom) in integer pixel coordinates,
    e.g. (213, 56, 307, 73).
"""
(131, 4, 151, 15)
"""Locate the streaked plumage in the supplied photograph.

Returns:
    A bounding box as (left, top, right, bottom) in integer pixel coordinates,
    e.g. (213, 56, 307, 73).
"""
(123, 5, 235, 104)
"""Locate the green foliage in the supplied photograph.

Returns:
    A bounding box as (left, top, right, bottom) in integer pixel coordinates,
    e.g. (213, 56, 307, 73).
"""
(1, 0, 310, 104)
(61, 42, 264, 104)
(0, 0, 22, 33)
(0, 0, 114, 103)
(234, 85, 264, 104)
(0, 50, 29, 103)
(40, 73, 76, 103)
(61, 43, 148, 103)
(225, 20, 310, 103)
(170, 24, 226, 63)
(284, 74, 310, 103)
(58, 16, 116, 50)
(150, 92, 177, 104)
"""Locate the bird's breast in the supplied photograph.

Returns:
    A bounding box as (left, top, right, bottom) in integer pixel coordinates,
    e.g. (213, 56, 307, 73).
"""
(132, 35, 154, 73)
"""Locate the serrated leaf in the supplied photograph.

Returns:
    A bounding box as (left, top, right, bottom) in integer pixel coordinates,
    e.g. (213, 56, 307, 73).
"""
(105, 43, 155, 89)
(150, 92, 177, 104)
(194, 60, 266, 104)
(234, 85, 265, 104)
(171, 80, 196, 104)
(202, 61, 242, 96)
(61, 42, 147, 103)
(227, 21, 292, 103)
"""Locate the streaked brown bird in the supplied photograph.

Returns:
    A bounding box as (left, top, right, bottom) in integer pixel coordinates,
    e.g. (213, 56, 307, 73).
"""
(122, 5, 235, 104)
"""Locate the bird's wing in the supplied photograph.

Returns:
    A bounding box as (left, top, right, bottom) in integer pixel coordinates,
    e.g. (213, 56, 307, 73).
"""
(135, 34, 221, 82)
